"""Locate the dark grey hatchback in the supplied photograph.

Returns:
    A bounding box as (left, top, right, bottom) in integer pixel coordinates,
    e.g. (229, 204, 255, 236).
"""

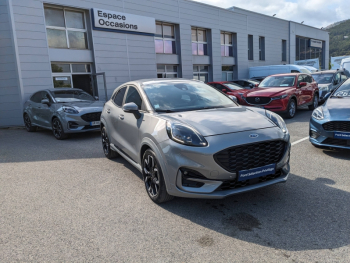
(23, 88, 104, 139)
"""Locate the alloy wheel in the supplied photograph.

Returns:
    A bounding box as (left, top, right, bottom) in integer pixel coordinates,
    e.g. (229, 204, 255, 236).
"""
(24, 114, 31, 130)
(52, 119, 62, 138)
(289, 100, 296, 117)
(314, 94, 318, 108)
(144, 155, 160, 197)
(101, 128, 110, 155)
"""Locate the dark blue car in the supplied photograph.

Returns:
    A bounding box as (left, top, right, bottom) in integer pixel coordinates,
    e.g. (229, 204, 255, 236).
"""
(310, 79, 350, 149)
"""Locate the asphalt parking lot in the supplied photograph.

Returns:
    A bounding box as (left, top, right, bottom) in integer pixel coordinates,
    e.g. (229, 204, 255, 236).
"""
(1, 108, 350, 262)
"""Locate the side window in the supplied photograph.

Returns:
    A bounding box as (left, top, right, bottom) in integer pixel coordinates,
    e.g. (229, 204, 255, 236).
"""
(124, 86, 143, 110)
(30, 92, 43, 103)
(291, 70, 300, 73)
(41, 91, 52, 102)
(297, 75, 304, 86)
(305, 75, 312, 83)
(335, 73, 341, 84)
(113, 86, 127, 107)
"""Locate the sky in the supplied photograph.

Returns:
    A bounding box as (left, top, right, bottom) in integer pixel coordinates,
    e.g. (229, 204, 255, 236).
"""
(193, 0, 349, 28)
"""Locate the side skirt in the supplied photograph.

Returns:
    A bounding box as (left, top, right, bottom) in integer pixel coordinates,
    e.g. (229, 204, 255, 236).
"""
(110, 143, 142, 173)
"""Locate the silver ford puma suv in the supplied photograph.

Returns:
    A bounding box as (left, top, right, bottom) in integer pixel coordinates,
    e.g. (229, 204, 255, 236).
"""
(101, 79, 291, 203)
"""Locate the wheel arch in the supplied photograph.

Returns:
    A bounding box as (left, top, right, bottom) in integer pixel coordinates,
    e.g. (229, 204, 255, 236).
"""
(140, 138, 172, 192)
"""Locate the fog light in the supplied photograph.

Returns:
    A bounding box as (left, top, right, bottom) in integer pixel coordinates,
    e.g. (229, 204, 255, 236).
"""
(310, 129, 320, 139)
(68, 121, 79, 130)
(180, 168, 206, 188)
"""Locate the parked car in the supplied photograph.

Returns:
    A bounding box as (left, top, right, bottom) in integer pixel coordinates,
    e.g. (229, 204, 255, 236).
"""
(340, 57, 350, 77)
(250, 76, 266, 82)
(100, 79, 291, 203)
(249, 64, 311, 79)
(311, 70, 347, 102)
(310, 79, 350, 150)
(207, 81, 249, 104)
(239, 73, 319, 118)
(23, 88, 104, 139)
(232, 79, 260, 89)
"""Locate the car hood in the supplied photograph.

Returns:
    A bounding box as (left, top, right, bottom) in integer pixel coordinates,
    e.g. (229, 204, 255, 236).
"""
(325, 98, 350, 119)
(245, 87, 292, 97)
(164, 107, 276, 136)
(60, 101, 104, 112)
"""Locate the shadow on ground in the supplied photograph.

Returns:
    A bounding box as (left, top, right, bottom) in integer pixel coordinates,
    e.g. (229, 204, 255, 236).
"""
(158, 172, 350, 251)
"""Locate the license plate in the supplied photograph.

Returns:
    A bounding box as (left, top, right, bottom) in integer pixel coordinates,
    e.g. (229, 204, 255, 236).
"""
(334, 132, 350, 140)
(90, 121, 101, 126)
(238, 163, 276, 181)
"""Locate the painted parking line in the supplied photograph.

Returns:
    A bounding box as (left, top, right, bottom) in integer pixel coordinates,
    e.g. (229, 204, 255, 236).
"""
(291, 137, 309, 146)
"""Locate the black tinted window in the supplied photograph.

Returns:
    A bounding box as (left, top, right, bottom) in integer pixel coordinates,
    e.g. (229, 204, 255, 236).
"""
(125, 86, 142, 110)
(30, 92, 43, 103)
(113, 86, 127, 107)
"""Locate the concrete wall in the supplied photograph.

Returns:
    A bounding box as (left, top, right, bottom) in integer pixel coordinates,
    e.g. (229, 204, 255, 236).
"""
(0, 0, 23, 126)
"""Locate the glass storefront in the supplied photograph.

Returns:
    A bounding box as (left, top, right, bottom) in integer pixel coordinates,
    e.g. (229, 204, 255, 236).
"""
(295, 37, 324, 69)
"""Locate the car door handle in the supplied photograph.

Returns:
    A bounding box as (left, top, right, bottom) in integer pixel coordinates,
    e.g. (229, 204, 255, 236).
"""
(119, 114, 124, 120)
(106, 109, 110, 114)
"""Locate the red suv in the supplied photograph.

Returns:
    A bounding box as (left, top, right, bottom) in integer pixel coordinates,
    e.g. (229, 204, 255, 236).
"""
(239, 73, 319, 118)
(207, 81, 250, 104)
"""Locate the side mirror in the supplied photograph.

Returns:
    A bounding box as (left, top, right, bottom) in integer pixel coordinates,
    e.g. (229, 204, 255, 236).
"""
(122, 102, 141, 119)
(228, 95, 237, 103)
(41, 99, 50, 105)
(298, 82, 307, 88)
(254, 84, 259, 88)
(94, 96, 99, 100)
(222, 89, 227, 93)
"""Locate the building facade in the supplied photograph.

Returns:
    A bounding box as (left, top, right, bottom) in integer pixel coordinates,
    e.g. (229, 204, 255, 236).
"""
(0, 0, 329, 127)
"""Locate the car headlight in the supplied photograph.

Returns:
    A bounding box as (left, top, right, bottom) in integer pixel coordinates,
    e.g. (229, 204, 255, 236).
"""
(265, 110, 288, 133)
(166, 121, 208, 147)
(62, 106, 79, 114)
(312, 106, 324, 120)
(271, 94, 288, 100)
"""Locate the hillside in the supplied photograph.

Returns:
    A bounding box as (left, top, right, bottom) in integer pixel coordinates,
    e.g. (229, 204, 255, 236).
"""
(328, 19, 350, 57)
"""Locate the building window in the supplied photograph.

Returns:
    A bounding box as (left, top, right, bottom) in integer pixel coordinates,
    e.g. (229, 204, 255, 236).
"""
(51, 63, 94, 94)
(157, 65, 178, 78)
(295, 36, 324, 68)
(44, 6, 88, 49)
(259, 36, 265, 61)
(193, 65, 209, 82)
(222, 66, 234, 81)
(155, 22, 176, 54)
(192, 28, 208, 56)
(248, 35, 253, 60)
(282, 40, 287, 62)
(221, 32, 233, 57)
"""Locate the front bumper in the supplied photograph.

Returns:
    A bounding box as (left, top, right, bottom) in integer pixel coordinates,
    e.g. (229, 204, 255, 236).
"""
(59, 112, 101, 133)
(159, 127, 291, 199)
(240, 97, 289, 113)
(309, 118, 350, 150)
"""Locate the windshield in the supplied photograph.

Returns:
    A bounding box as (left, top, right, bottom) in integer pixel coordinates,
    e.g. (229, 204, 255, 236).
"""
(332, 81, 350, 98)
(248, 80, 260, 84)
(259, 76, 296, 88)
(143, 81, 236, 112)
(311, 73, 333, 84)
(51, 89, 95, 102)
(225, 83, 245, 90)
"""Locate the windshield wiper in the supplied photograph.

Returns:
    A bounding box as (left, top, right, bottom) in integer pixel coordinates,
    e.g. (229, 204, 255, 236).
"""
(330, 96, 344, 98)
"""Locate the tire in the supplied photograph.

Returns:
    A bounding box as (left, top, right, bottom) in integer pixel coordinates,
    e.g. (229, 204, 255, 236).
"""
(23, 113, 36, 132)
(142, 149, 173, 203)
(308, 93, 319, 110)
(52, 118, 68, 140)
(101, 126, 119, 159)
(285, 99, 297, 119)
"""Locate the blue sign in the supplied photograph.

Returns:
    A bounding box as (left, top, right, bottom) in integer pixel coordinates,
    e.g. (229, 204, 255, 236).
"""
(238, 163, 276, 181)
(334, 132, 350, 140)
